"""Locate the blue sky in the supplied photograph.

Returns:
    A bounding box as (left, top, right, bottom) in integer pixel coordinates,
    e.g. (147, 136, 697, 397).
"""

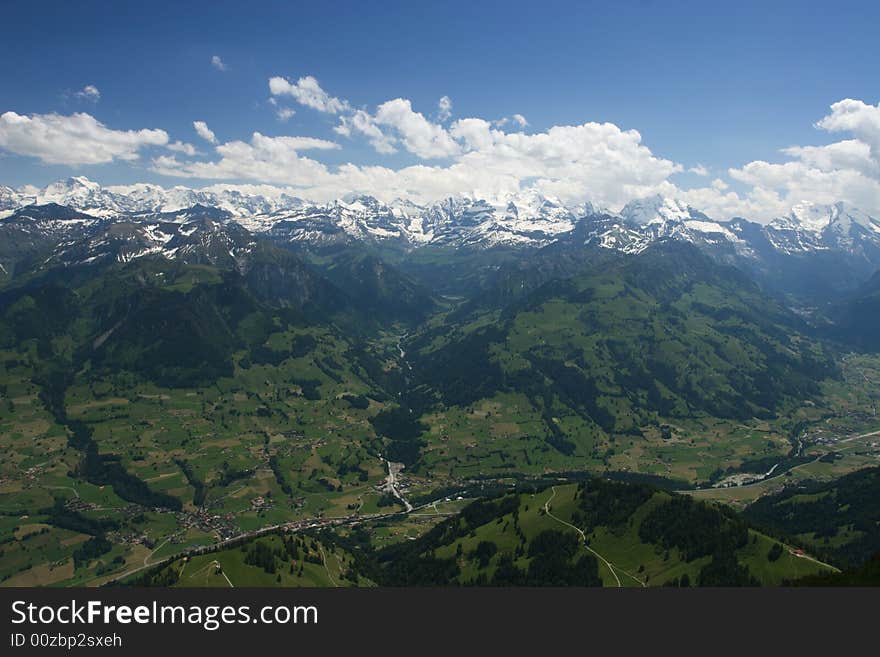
(1, 0, 878, 218)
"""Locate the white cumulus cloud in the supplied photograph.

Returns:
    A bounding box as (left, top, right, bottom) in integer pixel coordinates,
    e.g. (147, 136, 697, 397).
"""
(155, 106, 680, 208)
(153, 133, 340, 185)
(275, 107, 295, 122)
(668, 99, 880, 221)
(96, 80, 879, 221)
(713, 100, 880, 219)
(494, 114, 529, 130)
(816, 99, 880, 163)
(334, 109, 397, 154)
(74, 85, 101, 102)
(193, 120, 217, 144)
(211, 55, 226, 71)
(373, 98, 461, 159)
(166, 141, 197, 156)
(0, 111, 167, 165)
(154, 77, 684, 206)
(268, 75, 349, 114)
(437, 96, 452, 122)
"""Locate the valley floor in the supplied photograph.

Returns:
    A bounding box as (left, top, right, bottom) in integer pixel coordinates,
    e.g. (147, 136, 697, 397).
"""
(1, 350, 878, 587)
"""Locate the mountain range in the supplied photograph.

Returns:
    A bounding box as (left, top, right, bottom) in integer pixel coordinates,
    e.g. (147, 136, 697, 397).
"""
(3, 177, 880, 305)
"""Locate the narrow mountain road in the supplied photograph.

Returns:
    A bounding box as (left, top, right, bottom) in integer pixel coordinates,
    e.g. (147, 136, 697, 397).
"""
(185, 559, 234, 587)
(788, 548, 840, 572)
(219, 564, 235, 588)
(144, 535, 174, 566)
(319, 545, 339, 587)
(543, 487, 646, 588)
(839, 428, 880, 444)
(45, 485, 80, 499)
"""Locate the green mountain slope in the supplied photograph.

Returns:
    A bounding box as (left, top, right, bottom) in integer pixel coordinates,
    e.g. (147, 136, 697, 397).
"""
(744, 466, 880, 568)
(130, 532, 373, 588)
(398, 243, 837, 476)
(793, 553, 880, 586)
(415, 243, 833, 420)
(349, 481, 833, 586)
(303, 248, 437, 324)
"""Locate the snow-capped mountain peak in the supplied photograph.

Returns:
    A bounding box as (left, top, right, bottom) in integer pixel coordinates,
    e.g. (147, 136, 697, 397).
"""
(780, 201, 880, 235)
(785, 201, 839, 233)
(619, 195, 695, 226)
(34, 176, 128, 217)
(39, 176, 103, 204)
